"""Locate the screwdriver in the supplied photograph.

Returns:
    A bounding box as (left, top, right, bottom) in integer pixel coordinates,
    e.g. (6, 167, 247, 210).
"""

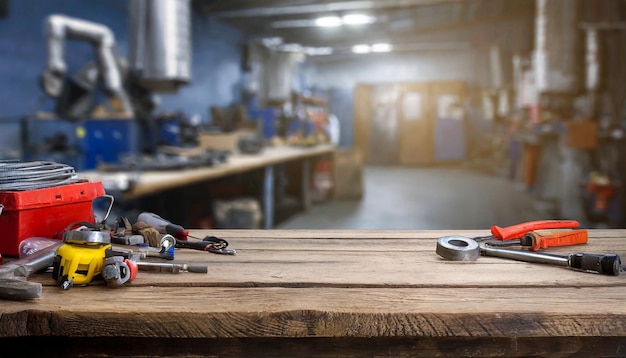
(137, 212, 236, 254)
(135, 261, 208, 274)
(137, 212, 196, 241)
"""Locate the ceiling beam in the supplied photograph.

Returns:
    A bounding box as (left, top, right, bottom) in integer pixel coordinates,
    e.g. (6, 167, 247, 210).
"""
(213, 0, 466, 19)
(244, 7, 534, 50)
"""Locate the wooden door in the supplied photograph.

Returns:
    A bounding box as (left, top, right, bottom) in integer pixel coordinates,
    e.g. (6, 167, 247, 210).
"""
(353, 81, 466, 166)
(430, 81, 467, 162)
(397, 83, 434, 165)
(354, 84, 401, 165)
(368, 85, 400, 165)
(353, 84, 372, 163)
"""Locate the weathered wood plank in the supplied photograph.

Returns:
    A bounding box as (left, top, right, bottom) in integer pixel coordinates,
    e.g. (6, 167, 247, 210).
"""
(1, 229, 625, 357)
(195, 229, 626, 239)
(2, 287, 626, 316)
(15, 230, 626, 289)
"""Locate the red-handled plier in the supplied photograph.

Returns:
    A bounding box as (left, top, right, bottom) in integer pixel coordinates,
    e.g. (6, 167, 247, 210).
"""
(475, 220, 581, 241)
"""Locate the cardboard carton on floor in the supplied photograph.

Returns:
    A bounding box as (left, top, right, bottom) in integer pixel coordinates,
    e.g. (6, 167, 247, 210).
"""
(333, 149, 364, 200)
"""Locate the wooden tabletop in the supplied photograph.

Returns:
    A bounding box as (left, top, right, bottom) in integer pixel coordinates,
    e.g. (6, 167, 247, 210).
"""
(2, 229, 626, 357)
(80, 144, 335, 199)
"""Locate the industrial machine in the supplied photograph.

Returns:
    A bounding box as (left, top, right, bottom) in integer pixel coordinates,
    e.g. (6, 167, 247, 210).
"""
(26, 0, 192, 170)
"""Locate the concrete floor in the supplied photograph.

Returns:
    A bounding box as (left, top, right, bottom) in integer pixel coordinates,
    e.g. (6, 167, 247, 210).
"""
(277, 166, 551, 230)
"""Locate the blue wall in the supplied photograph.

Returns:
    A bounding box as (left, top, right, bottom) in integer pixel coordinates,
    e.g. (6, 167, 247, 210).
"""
(0, 0, 244, 155)
(158, 11, 244, 119)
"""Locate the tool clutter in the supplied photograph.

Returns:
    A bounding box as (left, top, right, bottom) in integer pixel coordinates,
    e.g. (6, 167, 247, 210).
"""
(2, 211, 232, 298)
(0, 160, 235, 299)
(436, 220, 624, 276)
(50, 212, 234, 291)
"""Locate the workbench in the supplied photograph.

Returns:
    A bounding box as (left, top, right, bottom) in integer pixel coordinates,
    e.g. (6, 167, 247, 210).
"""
(80, 144, 336, 228)
(1, 230, 625, 357)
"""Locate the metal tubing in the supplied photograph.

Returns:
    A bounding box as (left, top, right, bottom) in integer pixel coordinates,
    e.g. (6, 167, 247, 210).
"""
(263, 165, 274, 229)
(480, 243, 569, 266)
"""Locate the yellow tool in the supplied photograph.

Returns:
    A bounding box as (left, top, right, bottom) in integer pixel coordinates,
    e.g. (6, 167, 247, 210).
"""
(52, 229, 111, 290)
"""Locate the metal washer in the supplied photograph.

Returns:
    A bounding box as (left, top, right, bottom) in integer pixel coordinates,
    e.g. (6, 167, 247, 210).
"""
(436, 236, 480, 261)
(63, 230, 111, 245)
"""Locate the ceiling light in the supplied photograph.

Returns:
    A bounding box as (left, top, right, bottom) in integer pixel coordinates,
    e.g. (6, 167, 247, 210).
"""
(342, 14, 376, 25)
(352, 44, 370, 54)
(305, 47, 334, 56)
(278, 43, 303, 52)
(261, 37, 283, 47)
(371, 43, 393, 52)
(315, 16, 342, 27)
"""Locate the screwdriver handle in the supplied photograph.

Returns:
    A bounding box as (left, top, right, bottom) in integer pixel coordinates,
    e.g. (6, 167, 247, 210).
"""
(524, 229, 588, 251)
(491, 220, 580, 241)
(138, 212, 188, 240)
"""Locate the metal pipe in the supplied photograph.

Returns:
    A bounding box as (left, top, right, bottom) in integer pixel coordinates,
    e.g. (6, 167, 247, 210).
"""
(480, 243, 569, 266)
(129, 0, 191, 92)
(41, 14, 133, 114)
(534, 0, 580, 94)
(585, 28, 600, 92)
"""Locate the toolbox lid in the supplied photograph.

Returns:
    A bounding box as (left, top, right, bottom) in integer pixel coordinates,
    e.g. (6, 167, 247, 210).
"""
(0, 181, 105, 210)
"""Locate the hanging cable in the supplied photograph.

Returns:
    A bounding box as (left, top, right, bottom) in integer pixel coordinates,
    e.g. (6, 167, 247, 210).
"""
(0, 161, 80, 191)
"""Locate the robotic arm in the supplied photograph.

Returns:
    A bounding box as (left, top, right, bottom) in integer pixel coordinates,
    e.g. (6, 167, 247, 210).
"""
(40, 14, 133, 116)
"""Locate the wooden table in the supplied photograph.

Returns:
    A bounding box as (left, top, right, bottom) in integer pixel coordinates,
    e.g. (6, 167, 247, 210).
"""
(81, 144, 336, 228)
(2, 230, 626, 357)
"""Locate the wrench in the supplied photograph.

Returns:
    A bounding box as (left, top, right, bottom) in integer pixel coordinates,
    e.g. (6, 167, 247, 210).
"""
(437, 236, 623, 276)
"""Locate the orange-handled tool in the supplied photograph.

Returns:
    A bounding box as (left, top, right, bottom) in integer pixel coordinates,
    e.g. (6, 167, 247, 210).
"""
(491, 220, 580, 241)
(521, 229, 588, 251)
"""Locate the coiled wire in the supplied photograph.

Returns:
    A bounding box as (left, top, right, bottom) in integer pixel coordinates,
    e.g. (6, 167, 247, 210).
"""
(0, 161, 80, 191)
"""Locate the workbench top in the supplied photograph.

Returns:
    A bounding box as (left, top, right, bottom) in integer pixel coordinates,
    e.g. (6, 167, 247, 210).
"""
(80, 144, 336, 199)
(2, 229, 626, 357)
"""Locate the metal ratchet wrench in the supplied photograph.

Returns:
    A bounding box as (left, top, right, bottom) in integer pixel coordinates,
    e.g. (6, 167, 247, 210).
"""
(436, 236, 623, 276)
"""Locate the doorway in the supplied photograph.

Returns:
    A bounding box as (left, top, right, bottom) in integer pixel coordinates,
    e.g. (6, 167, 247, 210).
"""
(354, 81, 466, 165)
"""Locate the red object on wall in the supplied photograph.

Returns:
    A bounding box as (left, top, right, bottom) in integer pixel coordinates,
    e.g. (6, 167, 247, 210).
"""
(0, 181, 105, 256)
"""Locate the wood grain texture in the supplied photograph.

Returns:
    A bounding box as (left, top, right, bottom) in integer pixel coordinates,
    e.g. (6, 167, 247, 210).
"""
(2, 229, 626, 356)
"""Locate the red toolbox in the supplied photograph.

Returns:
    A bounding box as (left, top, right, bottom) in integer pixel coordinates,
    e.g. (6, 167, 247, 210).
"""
(0, 181, 105, 256)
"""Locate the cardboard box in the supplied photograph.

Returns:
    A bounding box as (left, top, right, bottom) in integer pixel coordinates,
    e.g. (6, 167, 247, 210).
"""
(333, 149, 364, 200)
(0, 181, 105, 256)
(199, 130, 257, 152)
(566, 121, 598, 149)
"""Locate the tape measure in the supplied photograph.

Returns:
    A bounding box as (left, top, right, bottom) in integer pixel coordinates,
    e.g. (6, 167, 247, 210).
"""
(52, 230, 111, 290)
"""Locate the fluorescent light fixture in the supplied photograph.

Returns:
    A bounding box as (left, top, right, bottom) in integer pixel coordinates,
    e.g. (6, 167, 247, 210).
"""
(371, 43, 393, 52)
(305, 47, 334, 56)
(352, 44, 371, 54)
(261, 37, 283, 47)
(315, 16, 342, 27)
(278, 43, 303, 52)
(342, 14, 376, 25)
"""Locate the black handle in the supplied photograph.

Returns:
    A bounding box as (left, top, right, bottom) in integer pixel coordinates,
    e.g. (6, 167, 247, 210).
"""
(186, 265, 208, 273)
(568, 253, 621, 276)
(175, 239, 211, 251)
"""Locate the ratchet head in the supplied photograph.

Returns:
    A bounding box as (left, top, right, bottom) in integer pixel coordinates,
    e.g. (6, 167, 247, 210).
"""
(436, 236, 480, 261)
